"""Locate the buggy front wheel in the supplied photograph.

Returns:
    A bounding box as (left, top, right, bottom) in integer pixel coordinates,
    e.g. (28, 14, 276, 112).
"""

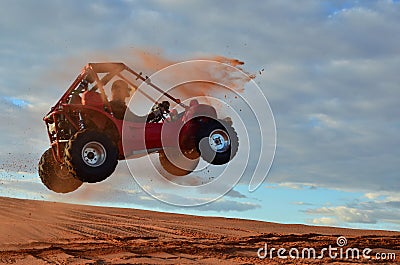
(65, 130, 118, 183)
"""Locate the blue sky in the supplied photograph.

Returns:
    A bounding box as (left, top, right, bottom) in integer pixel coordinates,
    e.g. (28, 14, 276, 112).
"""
(0, 0, 399, 231)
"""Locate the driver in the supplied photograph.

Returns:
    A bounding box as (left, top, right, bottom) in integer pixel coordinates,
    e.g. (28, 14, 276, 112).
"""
(109, 80, 166, 123)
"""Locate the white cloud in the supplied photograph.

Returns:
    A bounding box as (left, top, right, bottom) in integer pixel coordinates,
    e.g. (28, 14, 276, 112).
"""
(364, 191, 400, 202)
(307, 206, 376, 224)
(308, 113, 341, 129)
(305, 191, 400, 228)
(311, 217, 338, 226)
(266, 182, 318, 190)
(293, 201, 314, 206)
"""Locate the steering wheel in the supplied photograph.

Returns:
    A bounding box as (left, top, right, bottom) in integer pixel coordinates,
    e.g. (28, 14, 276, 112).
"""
(148, 101, 170, 123)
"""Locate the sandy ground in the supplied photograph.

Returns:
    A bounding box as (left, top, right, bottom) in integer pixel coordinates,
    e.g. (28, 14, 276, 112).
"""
(0, 196, 399, 264)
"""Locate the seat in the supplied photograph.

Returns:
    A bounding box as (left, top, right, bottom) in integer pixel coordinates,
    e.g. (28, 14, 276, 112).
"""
(82, 91, 104, 109)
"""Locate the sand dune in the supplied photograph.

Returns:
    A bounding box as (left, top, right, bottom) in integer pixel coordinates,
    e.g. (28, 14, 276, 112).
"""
(0, 196, 398, 264)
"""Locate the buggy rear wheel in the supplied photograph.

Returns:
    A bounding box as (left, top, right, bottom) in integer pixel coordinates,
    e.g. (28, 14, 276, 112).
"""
(38, 148, 82, 193)
(196, 119, 239, 165)
(65, 130, 118, 183)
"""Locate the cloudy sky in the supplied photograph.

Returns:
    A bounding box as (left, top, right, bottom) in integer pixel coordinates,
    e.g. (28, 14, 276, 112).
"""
(1, 0, 399, 231)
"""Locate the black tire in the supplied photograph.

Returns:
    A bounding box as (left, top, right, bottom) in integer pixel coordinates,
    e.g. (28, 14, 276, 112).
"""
(65, 130, 118, 183)
(38, 148, 83, 193)
(196, 119, 239, 165)
(159, 149, 200, 176)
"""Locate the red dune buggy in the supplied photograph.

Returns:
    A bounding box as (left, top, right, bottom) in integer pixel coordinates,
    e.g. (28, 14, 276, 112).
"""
(39, 63, 238, 193)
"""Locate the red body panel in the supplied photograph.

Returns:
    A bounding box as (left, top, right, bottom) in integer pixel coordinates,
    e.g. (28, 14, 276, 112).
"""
(45, 103, 217, 162)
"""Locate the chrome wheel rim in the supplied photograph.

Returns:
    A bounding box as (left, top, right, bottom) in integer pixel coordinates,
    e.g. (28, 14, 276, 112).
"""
(82, 141, 107, 167)
(208, 129, 230, 153)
